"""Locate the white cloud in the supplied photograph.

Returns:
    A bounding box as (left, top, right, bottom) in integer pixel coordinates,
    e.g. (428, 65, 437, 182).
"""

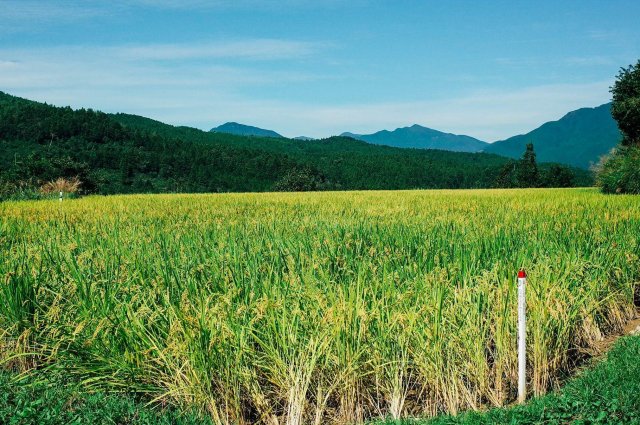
(587, 30, 621, 41)
(0, 1, 107, 25)
(0, 42, 613, 141)
(115, 39, 322, 61)
(564, 56, 615, 67)
(120, 0, 350, 10)
(0, 40, 325, 90)
(0, 0, 350, 26)
(162, 81, 612, 141)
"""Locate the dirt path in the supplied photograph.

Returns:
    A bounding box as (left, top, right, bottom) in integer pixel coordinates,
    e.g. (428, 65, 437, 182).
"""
(628, 313, 640, 336)
(592, 309, 640, 354)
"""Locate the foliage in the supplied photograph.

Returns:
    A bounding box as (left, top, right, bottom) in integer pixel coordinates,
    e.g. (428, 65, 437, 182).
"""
(40, 176, 81, 195)
(376, 335, 640, 424)
(1, 189, 638, 424)
(272, 167, 326, 192)
(0, 178, 42, 202)
(494, 144, 578, 188)
(596, 146, 640, 194)
(516, 143, 539, 187)
(0, 91, 593, 198)
(611, 59, 640, 147)
(0, 370, 214, 425)
(494, 161, 517, 188)
(540, 164, 575, 188)
(597, 59, 640, 194)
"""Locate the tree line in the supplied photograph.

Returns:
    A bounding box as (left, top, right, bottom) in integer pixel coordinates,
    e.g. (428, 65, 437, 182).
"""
(0, 91, 591, 200)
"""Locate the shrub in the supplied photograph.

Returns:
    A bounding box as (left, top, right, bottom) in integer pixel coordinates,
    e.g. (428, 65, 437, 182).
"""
(595, 146, 640, 194)
(272, 167, 325, 192)
(0, 179, 41, 202)
(40, 176, 82, 196)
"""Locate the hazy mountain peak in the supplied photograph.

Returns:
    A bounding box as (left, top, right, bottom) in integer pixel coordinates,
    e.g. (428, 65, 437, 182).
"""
(341, 125, 488, 152)
(210, 122, 283, 138)
(483, 103, 620, 168)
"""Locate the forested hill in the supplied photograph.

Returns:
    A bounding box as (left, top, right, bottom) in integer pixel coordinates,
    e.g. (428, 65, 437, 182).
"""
(0, 92, 592, 196)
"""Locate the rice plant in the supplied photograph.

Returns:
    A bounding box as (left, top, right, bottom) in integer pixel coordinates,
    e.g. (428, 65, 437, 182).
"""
(0, 188, 638, 424)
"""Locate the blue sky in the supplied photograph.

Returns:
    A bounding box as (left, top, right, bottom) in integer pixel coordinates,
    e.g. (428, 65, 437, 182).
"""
(1, 0, 639, 140)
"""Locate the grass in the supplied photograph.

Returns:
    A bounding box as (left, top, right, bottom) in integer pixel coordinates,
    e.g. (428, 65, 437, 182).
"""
(1, 188, 639, 424)
(0, 369, 214, 424)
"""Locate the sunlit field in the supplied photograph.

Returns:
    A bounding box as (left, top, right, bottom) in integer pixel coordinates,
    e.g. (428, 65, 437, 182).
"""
(1, 189, 638, 424)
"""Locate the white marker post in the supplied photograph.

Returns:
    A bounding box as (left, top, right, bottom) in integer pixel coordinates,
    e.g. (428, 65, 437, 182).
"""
(517, 268, 527, 404)
(59, 191, 63, 202)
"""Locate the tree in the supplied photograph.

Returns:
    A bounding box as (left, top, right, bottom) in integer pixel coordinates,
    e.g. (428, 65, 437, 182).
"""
(493, 145, 547, 188)
(516, 143, 539, 187)
(273, 167, 325, 192)
(596, 147, 640, 194)
(611, 60, 640, 146)
(495, 160, 517, 188)
(541, 164, 575, 188)
(598, 59, 640, 194)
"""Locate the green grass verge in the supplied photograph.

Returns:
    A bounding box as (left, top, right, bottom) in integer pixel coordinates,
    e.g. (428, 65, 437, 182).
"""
(377, 335, 640, 425)
(0, 370, 214, 425)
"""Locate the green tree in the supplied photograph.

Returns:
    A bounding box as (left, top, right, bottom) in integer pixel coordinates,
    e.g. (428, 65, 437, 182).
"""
(611, 60, 640, 146)
(541, 164, 575, 188)
(596, 147, 640, 194)
(273, 167, 325, 192)
(494, 160, 517, 188)
(598, 59, 640, 194)
(516, 143, 539, 187)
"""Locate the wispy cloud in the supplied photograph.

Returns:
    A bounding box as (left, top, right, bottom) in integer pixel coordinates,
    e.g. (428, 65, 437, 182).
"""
(0, 41, 613, 141)
(496, 55, 616, 69)
(0, 43, 324, 91)
(0, 0, 349, 27)
(121, 0, 351, 10)
(587, 29, 621, 41)
(0, 40, 332, 125)
(564, 56, 615, 66)
(116, 39, 323, 61)
(187, 81, 612, 140)
(0, 1, 107, 24)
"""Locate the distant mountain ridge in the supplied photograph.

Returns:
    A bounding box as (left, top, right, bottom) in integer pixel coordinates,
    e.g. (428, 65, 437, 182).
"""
(211, 122, 283, 138)
(206, 104, 620, 168)
(483, 103, 621, 169)
(341, 124, 488, 152)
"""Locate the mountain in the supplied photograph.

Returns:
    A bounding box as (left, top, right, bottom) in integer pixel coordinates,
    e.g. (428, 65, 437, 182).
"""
(293, 136, 315, 141)
(483, 104, 621, 169)
(0, 91, 593, 200)
(210, 122, 283, 138)
(340, 124, 488, 152)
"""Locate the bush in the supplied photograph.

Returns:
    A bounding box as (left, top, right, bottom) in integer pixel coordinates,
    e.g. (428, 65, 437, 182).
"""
(40, 176, 82, 196)
(0, 179, 41, 202)
(596, 146, 640, 194)
(272, 167, 326, 192)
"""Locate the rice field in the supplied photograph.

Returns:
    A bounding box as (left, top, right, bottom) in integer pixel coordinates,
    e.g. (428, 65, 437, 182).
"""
(1, 188, 639, 424)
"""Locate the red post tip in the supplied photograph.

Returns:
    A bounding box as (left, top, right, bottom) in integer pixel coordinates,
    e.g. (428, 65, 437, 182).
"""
(518, 269, 526, 279)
